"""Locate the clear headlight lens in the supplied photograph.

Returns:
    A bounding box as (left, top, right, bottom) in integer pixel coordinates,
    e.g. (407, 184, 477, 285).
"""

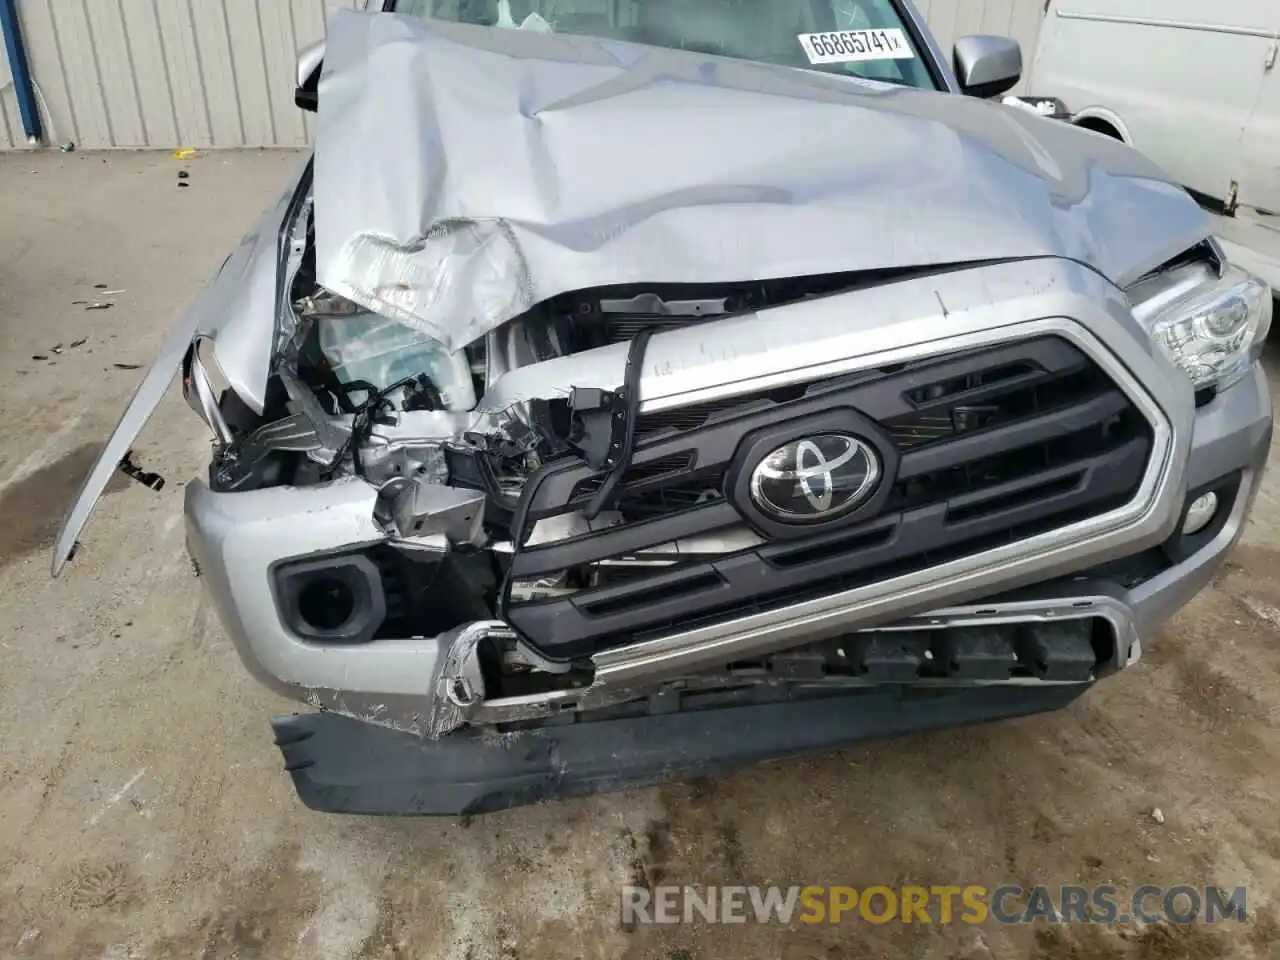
(1130, 263, 1272, 392)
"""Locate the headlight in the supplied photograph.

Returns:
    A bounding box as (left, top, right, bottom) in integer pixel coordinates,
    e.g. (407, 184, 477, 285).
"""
(1129, 260, 1272, 392)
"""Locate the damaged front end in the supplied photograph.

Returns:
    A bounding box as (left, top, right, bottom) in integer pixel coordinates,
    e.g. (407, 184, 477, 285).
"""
(171, 160, 1178, 745)
(58, 154, 1263, 813)
(182, 166, 986, 740)
(55, 11, 1272, 813)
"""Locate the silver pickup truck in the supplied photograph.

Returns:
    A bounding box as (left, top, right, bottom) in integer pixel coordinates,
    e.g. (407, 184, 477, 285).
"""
(53, 0, 1272, 815)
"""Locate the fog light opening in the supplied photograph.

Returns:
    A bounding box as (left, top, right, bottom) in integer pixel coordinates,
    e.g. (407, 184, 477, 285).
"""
(1182, 491, 1219, 536)
(297, 576, 357, 632)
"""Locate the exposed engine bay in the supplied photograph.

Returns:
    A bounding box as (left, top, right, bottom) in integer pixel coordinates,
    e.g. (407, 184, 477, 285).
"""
(46, 4, 1275, 816)
(206, 185, 888, 505)
(50, 4, 1222, 755)
(176, 167, 1201, 749)
(191, 186, 957, 719)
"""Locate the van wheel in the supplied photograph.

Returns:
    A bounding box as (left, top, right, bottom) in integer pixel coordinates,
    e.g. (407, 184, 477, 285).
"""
(1075, 118, 1124, 142)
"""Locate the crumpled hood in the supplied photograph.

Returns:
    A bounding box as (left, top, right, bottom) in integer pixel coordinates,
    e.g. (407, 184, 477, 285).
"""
(314, 9, 1209, 352)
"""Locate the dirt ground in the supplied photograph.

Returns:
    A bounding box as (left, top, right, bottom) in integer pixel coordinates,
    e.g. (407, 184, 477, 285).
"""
(2, 150, 1280, 960)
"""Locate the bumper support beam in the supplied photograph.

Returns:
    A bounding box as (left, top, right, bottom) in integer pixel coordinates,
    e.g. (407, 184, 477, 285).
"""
(272, 684, 1087, 816)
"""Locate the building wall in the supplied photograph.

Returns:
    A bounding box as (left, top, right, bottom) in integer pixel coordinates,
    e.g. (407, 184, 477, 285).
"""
(0, 0, 1046, 151)
(914, 0, 1047, 77)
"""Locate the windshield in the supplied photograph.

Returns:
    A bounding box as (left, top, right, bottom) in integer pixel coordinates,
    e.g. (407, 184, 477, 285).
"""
(393, 0, 937, 90)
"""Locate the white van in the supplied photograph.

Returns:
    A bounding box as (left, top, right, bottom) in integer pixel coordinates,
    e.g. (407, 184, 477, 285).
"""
(1031, 0, 1280, 287)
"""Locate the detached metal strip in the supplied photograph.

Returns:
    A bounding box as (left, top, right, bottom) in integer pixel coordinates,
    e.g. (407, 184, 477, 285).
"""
(1053, 10, 1278, 40)
(183, 339, 233, 446)
(464, 593, 1137, 726)
(879, 593, 1141, 668)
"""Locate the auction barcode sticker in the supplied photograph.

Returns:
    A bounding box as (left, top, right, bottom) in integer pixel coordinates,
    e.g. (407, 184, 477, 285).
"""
(798, 29, 915, 64)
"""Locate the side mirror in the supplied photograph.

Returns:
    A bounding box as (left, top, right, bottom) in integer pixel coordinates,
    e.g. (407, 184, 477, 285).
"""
(953, 35, 1022, 99)
(295, 39, 325, 113)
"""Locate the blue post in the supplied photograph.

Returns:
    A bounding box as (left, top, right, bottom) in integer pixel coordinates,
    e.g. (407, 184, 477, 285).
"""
(0, 0, 41, 142)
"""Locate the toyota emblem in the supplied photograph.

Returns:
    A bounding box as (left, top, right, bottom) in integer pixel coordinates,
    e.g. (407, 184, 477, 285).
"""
(748, 433, 881, 522)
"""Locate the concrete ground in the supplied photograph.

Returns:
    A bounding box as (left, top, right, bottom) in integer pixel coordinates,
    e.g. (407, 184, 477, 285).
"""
(1, 150, 1280, 960)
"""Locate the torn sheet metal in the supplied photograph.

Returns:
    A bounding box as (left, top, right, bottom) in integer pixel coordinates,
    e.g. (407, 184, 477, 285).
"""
(314, 10, 1208, 352)
(51, 161, 312, 576)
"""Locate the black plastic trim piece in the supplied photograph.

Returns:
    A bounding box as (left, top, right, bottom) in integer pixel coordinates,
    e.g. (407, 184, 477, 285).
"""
(896, 390, 1128, 479)
(511, 501, 740, 579)
(583, 326, 656, 520)
(271, 684, 1089, 815)
(274, 554, 386, 644)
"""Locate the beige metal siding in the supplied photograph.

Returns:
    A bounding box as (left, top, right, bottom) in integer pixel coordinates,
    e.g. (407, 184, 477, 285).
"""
(0, 0, 356, 150)
(0, 0, 1045, 151)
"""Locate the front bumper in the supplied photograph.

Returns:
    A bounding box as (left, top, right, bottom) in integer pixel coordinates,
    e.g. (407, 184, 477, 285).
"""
(272, 684, 1090, 816)
(186, 260, 1271, 738)
(257, 366, 1266, 815)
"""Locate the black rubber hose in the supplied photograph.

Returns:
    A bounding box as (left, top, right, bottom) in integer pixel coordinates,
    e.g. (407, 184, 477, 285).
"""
(498, 325, 655, 620)
(326, 375, 419, 480)
(582, 326, 656, 522)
